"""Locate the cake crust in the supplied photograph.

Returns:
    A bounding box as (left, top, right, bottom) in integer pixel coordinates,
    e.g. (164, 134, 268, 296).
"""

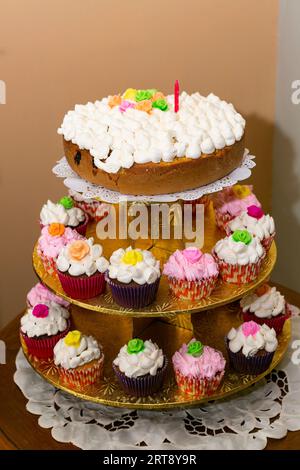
(64, 137, 245, 196)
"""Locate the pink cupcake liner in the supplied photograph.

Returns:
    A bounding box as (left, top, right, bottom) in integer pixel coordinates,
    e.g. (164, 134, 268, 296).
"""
(242, 303, 291, 335)
(58, 270, 106, 300)
(214, 210, 233, 232)
(112, 357, 168, 397)
(20, 320, 71, 360)
(174, 369, 224, 397)
(58, 355, 104, 388)
(72, 199, 109, 222)
(226, 340, 275, 375)
(38, 249, 58, 278)
(167, 275, 218, 300)
(106, 277, 160, 308)
(213, 252, 264, 284)
(261, 233, 275, 252)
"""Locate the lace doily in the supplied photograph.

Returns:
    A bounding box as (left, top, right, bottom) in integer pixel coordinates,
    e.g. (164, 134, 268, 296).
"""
(52, 149, 255, 203)
(14, 310, 300, 450)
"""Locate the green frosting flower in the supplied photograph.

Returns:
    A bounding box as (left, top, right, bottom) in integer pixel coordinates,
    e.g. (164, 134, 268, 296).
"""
(135, 89, 153, 102)
(152, 99, 169, 111)
(187, 341, 203, 357)
(232, 229, 252, 245)
(127, 338, 145, 354)
(59, 196, 74, 209)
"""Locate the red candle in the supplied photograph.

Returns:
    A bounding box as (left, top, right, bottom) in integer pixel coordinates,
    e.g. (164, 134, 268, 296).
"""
(174, 80, 179, 113)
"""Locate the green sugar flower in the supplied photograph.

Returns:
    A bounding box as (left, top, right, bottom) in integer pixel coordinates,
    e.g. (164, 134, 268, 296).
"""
(127, 338, 145, 354)
(135, 89, 153, 102)
(187, 340, 204, 357)
(58, 196, 74, 209)
(152, 99, 169, 111)
(232, 230, 252, 245)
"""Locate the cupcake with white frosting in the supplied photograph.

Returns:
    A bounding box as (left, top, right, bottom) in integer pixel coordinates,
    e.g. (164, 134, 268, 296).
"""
(226, 321, 278, 375)
(56, 238, 109, 299)
(213, 229, 265, 284)
(20, 302, 70, 359)
(106, 247, 161, 308)
(68, 189, 110, 222)
(226, 205, 275, 252)
(213, 185, 261, 232)
(112, 338, 167, 396)
(40, 197, 89, 236)
(54, 330, 104, 388)
(241, 284, 291, 334)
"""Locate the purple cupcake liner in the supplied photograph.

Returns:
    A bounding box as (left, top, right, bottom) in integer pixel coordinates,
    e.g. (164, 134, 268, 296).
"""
(112, 357, 168, 397)
(106, 276, 160, 309)
(58, 270, 106, 300)
(226, 339, 275, 375)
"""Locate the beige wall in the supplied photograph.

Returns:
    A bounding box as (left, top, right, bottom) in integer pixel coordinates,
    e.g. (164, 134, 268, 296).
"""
(0, 0, 278, 327)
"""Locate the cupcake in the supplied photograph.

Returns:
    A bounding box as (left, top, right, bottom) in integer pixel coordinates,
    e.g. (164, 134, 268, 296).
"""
(213, 230, 265, 284)
(40, 197, 89, 235)
(112, 338, 167, 396)
(172, 339, 225, 397)
(226, 321, 278, 375)
(54, 330, 104, 388)
(213, 185, 261, 231)
(56, 238, 109, 299)
(68, 189, 110, 222)
(20, 302, 70, 360)
(106, 247, 161, 308)
(163, 247, 219, 300)
(27, 282, 70, 309)
(226, 205, 275, 252)
(240, 284, 291, 334)
(37, 223, 82, 277)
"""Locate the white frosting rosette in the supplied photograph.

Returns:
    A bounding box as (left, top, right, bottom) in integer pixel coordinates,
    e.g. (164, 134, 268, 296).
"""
(228, 210, 275, 241)
(56, 237, 109, 277)
(40, 199, 85, 227)
(20, 302, 69, 338)
(227, 322, 278, 357)
(113, 339, 165, 378)
(108, 247, 160, 285)
(58, 91, 245, 174)
(241, 286, 285, 319)
(54, 331, 102, 369)
(214, 231, 264, 265)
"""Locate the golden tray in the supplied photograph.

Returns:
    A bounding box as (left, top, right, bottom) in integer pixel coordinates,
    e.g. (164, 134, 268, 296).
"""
(21, 304, 291, 410)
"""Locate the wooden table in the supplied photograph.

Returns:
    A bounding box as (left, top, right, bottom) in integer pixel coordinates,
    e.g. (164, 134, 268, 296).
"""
(1, 282, 300, 450)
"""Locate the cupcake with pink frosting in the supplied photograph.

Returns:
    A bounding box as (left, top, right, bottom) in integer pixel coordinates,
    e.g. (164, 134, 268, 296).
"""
(163, 247, 219, 300)
(27, 282, 70, 309)
(37, 223, 82, 277)
(226, 205, 275, 252)
(172, 339, 226, 397)
(213, 185, 261, 232)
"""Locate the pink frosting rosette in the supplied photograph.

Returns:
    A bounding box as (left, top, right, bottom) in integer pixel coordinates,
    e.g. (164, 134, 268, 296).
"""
(163, 248, 219, 300)
(172, 339, 225, 397)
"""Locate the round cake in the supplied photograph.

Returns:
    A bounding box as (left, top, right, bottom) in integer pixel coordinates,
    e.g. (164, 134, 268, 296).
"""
(58, 88, 246, 195)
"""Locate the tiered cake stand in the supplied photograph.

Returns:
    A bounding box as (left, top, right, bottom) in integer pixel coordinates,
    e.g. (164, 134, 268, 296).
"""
(21, 202, 291, 410)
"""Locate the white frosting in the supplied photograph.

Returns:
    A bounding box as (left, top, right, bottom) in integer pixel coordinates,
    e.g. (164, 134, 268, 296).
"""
(58, 92, 245, 173)
(214, 235, 264, 265)
(227, 324, 278, 356)
(228, 212, 275, 240)
(108, 247, 160, 285)
(68, 189, 97, 204)
(40, 200, 85, 227)
(56, 237, 109, 277)
(113, 340, 164, 378)
(241, 287, 285, 318)
(20, 302, 69, 338)
(54, 334, 101, 369)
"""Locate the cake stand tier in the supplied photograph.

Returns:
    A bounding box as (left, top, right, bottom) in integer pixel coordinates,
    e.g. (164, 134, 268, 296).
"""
(33, 204, 277, 317)
(20, 303, 291, 410)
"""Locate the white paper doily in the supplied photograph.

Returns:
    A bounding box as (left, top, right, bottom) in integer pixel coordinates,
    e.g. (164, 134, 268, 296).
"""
(52, 149, 255, 203)
(14, 309, 300, 450)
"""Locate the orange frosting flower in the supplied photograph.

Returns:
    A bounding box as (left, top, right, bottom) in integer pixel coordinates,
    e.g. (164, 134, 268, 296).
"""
(255, 284, 271, 297)
(68, 240, 90, 261)
(108, 94, 122, 108)
(135, 99, 152, 113)
(48, 223, 65, 237)
(152, 92, 165, 102)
